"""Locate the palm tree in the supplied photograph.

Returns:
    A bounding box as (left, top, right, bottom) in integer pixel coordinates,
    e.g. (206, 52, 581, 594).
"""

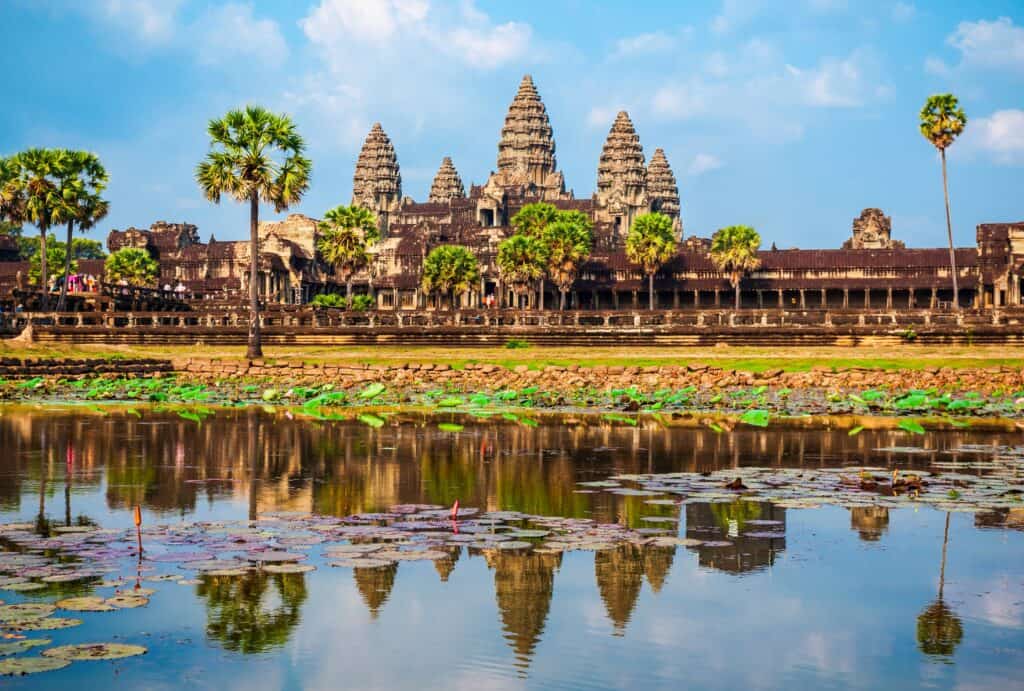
(709, 225, 762, 310)
(917, 512, 963, 658)
(0, 157, 25, 226)
(316, 205, 378, 300)
(512, 203, 558, 309)
(196, 106, 311, 359)
(7, 149, 65, 310)
(542, 218, 593, 310)
(496, 234, 547, 309)
(55, 151, 109, 311)
(626, 212, 677, 310)
(104, 247, 159, 287)
(421, 245, 480, 309)
(920, 94, 967, 310)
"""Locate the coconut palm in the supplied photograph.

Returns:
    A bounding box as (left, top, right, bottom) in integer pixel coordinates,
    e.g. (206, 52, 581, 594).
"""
(6, 149, 65, 310)
(421, 245, 479, 309)
(316, 205, 378, 300)
(196, 106, 311, 359)
(496, 234, 548, 308)
(104, 247, 159, 287)
(626, 212, 677, 310)
(512, 203, 558, 309)
(542, 217, 593, 310)
(917, 513, 963, 658)
(55, 151, 109, 311)
(920, 94, 967, 310)
(709, 225, 762, 310)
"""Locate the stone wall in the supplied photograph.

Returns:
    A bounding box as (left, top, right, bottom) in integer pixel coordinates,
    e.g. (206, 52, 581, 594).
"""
(0, 358, 173, 378)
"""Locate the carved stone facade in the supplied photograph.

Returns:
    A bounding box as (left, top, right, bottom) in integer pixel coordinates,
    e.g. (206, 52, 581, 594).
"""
(352, 123, 402, 235)
(427, 157, 465, 203)
(491, 75, 567, 198)
(844, 208, 903, 249)
(647, 148, 682, 233)
(594, 111, 649, 241)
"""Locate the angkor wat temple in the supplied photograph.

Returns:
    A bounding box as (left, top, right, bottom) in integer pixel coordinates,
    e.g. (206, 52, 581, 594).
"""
(102, 75, 1024, 311)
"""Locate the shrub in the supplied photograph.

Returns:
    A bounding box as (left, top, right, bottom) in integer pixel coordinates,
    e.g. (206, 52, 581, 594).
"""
(310, 293, 346, 309)
(505, 338, 530, 349)
(349, 294, 375, 311)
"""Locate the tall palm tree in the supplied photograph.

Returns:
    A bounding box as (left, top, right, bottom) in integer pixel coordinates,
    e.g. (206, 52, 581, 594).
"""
(55, 151, 109, 311)
(920, 94, 967, 310)
(196, 106, 311, 359)
(512, 203, 558, 309)
(626, 212, 677, 310)
(316, 205, 378, 300)
(8, 149, 65, 310)
(496, 234, 548, 309)
(542, 217, 593, 310)
(421, 245, 479, 309)
(709, 225, 762, 310)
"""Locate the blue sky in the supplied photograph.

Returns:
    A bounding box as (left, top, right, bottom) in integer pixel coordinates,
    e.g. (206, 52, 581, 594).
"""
(2, 0, 1022, 249)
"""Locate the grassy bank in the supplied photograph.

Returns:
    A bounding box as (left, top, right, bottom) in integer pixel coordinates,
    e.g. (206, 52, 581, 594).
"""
(3, 341, 1024, 372)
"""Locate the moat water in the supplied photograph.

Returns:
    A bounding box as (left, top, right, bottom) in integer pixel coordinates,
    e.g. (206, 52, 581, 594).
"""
(0, 408, 1022, 689)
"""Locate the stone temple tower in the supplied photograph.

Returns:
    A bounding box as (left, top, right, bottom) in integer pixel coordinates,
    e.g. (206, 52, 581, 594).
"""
(646, 148, 682, 234)
(594, 111, 648, 239)
(427, 157, 465, 203)
(487, 75, 567, 198)
(352, 122, 402, 235)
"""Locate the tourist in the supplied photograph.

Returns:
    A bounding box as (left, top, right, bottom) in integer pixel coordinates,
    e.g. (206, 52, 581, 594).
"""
(174, 282, 187, 299)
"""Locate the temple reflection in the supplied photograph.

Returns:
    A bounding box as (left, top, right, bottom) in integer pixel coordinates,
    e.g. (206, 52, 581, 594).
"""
(851, 506, 890, 542)
(685, 500, 786, 574)
(353, 563, 398, 619)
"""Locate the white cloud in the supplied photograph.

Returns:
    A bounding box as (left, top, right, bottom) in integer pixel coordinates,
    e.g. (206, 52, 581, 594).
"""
(947, 17, 1024, 73)
(924, 56, 951, 76)
(891, 2, 915, 22)
(964, 110, 1024, 165)
(688, 153, 723, 176)
(610, 30, 682, 60)
(651, 82, 710, 120)
(711, 0, 762, 35)
(96, 0, 182, 43)
(193, 4, 288, 67)
(788, 49, 888, 108)
(300, 0, 532, 71)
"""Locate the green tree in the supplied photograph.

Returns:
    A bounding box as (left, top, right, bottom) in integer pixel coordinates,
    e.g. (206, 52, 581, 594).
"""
(71, 237, 106, 259)
(421, 245, 480, 309)
(198, 572, 308, 654)
(709, 225, 762, 310)
(55, 151, 109, 311)
(496, 234, 548, 308)
(316, 204, 378, 300)
(626, 212, 677, 310)
(512, 203, 558, 309)
(5, 149, 65, 309)
(920, 94, 967, 310)
(105, 247, 159, 287)
(542, 217, 593, 310)
(30, 242, 76, 284)
(196, 106, 311, 358)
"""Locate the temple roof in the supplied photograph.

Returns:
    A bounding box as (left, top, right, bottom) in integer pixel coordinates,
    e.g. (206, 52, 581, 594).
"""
(352, 123, 401, 206)
(647, 148, 680, 219)
(427, 157, 466, 203)
(496, 75, 559, 185)
(597, 111, 646, 197)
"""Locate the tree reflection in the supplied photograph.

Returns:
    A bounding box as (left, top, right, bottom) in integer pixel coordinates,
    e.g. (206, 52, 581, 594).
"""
(197, 572, 308, 653)
(917, 512, 963, 660)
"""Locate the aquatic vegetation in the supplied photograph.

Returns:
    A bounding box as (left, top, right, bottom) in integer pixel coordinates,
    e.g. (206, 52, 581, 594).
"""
(0, 656, 70, 675)
(42, 643, 147, 660)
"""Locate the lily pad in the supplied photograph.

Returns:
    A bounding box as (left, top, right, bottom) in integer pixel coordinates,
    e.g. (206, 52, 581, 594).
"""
(106, 595, 149, 609)
(2, 617, 82, 631)
(261, 563, 315, 574)
(0, 656, 70, 675)
(0, 604, 56, 622)
(0, 638, 51, 656)
(43, 642, 148, 660)
(56, 597, 114, 613)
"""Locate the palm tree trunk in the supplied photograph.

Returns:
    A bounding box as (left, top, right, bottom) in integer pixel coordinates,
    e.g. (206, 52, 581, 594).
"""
(649, 272, 655, 310)
(57, 221, 74, 312)
(734, 278, 740, 310)
(539, 278, 545, 311)
(939, 511, 950, 599)
(941, 150, 960, 310)
(39, 229, 48, 311)
(559, 288, 566, 310)
(247, 192, 262, 359)
(346, 279, 352, 301)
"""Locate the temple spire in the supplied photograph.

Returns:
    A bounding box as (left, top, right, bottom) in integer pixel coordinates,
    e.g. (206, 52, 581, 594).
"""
(594, 111, 647, 237)
(491, 74, 566, 197)
(646, 147, 682, 233)
(427, 157, 465, 203)
(352, 122, 402, 234)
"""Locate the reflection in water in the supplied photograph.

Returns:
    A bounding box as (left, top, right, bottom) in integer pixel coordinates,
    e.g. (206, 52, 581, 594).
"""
(484, 549, 562, 670)
(686, 500, 786, 573)
(198, 572, 309, 653)
(917, 513, 963, 660)
(851, 506, 891, 542)
(0, 408, 1020, 687)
